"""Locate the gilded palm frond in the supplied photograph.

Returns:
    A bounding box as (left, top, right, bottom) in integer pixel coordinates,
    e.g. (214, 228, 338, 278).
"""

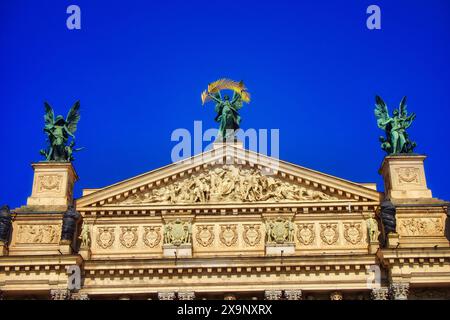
(201, 78, 251, 105)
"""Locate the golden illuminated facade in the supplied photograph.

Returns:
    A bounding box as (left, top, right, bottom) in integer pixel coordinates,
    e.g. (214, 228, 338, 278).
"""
(1, 142, 449, 300)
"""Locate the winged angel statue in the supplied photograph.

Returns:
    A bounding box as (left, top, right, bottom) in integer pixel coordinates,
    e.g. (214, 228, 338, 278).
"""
(201, 79, 251, 141)
(40, 101, 82, 162)
(374, 96, 416, 155)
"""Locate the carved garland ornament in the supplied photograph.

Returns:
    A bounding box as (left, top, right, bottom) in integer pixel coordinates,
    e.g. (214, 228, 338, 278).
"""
(296, 223, 315, 245)
(37, 175, 62, 193)
(396, 167, 420, 184)
(343, 222, 363, 245)
(196, 225, 215, 247)
(119, 226, 138, 248)
(320, 223, 339, 245)
(143, 226, 162, 248)
(96, 227, 115, 249)
(219, 224, 238, 247)
(243, 224, 261, 246)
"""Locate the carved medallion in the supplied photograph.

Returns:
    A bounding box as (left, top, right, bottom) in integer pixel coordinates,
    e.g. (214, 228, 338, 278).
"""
(396, 167, 420, 184)
(219, 225, 238, 247)
(296, 223, 315, 245)
(119, 227, 138, 248)
(320, 223, 339, 245)
(243, 224, 261, 246)
(343, 222, 362, 245)
(37, 175, 62, 193)
(196, 225, 214, 247)
(96, 227, 115, 249)
(143, 226, 162, 248)
(266, 217, 294, 244)
(163, 220, 191, 246)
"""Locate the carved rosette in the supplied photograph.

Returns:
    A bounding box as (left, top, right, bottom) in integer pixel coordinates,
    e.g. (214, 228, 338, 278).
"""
(143, 226, 162, 248)
(243, 224, 261, 246)
(343, 222, 362, 245)
(96, 227, 115, 249)
(119, 227, 138, 248)
(219, 224, 238, 247)
(296, 223, 315, 245)
(320, 223, 339, 245)
(196, 225, 215, 247)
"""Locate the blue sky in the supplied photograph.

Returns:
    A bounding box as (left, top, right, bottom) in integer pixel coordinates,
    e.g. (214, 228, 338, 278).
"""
(1, 0, 449, 208)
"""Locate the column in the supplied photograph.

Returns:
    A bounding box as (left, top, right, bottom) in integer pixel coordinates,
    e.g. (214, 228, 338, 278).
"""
(371, 288, 389, 300)
(390, 283, 409, 300)
(178, 292, 195, 300)
(264, 290, 282, 300)
(50, 289, 70, 300)
(284, 290, 302, 300)
(71, 293, 89, 300)
(158, 292, 176, 300)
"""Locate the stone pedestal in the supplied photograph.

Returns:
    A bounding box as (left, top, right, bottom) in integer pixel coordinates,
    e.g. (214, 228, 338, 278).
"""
(59, 240, 72, 254)
(265, 243, 295, 256)
(387, 233, 400, 248)
(27, 162, 78, 209)
(368, 242, 379, 254)
(163, 244, 192, 258)
(79, 247, 91, 260)
(0, 241, 8, 256)
(379, 155, 432, 200)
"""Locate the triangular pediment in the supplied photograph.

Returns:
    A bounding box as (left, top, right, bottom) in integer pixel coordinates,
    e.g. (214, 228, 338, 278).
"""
(76, 143, 381, 209)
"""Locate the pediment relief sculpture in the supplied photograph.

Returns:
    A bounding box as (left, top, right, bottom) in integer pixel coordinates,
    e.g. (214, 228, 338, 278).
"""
(114, 165, 339, 206)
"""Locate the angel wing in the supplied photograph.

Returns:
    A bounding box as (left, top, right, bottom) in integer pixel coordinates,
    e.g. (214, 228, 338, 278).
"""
(65, 100, 81, 134)
(44, 102, 55, 127)
(374, 95, 390, 130)
(399, 96, 408, 117)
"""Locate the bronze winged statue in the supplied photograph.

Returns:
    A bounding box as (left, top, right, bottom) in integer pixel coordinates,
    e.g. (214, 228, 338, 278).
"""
(40, 101, 82, 162)
(374, 96, 416, 155)
(201, 79, 250, 141)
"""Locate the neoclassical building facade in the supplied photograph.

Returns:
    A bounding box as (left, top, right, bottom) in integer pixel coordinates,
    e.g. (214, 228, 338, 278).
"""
(0, 142, 449, 300)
